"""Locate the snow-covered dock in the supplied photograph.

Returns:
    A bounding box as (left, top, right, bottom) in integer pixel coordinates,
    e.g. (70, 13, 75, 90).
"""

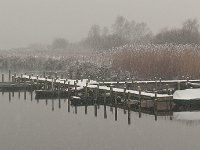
(19, 75, 173, 101)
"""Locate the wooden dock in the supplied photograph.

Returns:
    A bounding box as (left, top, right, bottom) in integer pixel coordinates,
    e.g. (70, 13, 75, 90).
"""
(18, 74, 173, 101)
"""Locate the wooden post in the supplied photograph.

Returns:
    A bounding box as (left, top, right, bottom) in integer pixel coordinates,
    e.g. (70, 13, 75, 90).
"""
(68, 81, 71, 99)
(104, 104, 107, 119)
(2, 74, 4, 82)
(63, 80, 66, 89)
(110, 86, 113, 102)
(117, 79, 119, 87)
(11, 75, 14, 83)
(177, 81, 181, 90)
(131, 78, 134, 89)
(74, 81, 77, 96)
(9, 70, 11, 82)
(123, 86, 126, 101)
(55, 72, 57, 79)
(138, 86, 142, 118)
(159, 78, 162, 91)
(103, 90, 106, 103)
(36, 75, 39, 90)
(154, 90, 158, 121)
(61, 74, 63, 79)
(155, 78, 157, 92)
(45, 77, 47, 90)
(128, 92, 131, 119)
(43, 72, 46, 78)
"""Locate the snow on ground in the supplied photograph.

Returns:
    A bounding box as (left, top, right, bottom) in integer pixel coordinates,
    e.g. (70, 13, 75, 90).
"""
(173, 88, 200, 100)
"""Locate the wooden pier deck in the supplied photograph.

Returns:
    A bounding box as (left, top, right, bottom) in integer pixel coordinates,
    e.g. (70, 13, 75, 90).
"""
(19, 75, 173, 101)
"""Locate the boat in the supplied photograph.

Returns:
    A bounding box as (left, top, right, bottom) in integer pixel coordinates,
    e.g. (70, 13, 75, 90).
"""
(173, 88, 200, 105)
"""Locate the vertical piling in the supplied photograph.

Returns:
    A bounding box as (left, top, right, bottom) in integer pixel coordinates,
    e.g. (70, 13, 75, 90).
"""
(2, 74, 4, 82)
(9, 70, 11, 82)
(177, 81, 181, 90)
(138, 86, 142, 118)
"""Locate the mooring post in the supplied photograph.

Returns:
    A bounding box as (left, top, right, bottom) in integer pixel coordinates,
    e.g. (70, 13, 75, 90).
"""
(14, 72, 16, 79)
(117, 79, 119, 87)
(2, 74, 4, 82)
(61, 74, 63, 79)
(11, 75, 14, 83)
(58, 82, 61, 98)
(155, 77, 158, 92)
(110, 85, 113, 102)
(131, 78, 134, 89)
(102, 79, 105, 86)
(43, 72, 46, 78)
(125, 81, 128, 90)
(36, 75, 39, 90)
(68, 81, 71, 99)
(186, 76, 189, 83)
(128, 92, 131, 109)
(138, 86, 142, 118)
(9, 70, 11, 82)
(154, 90, 158, 121)
(74, 81, 77, 96)
(103, 90, 106, 103)
(123, 86, 127, 101)
(55, 72, 57, 79)
(159, 78, 162, 90)
(63, 80, 66, 89)
(114, 91, 117, 103)
(45, 77, 47, 90)
(177, 81, 181, 90)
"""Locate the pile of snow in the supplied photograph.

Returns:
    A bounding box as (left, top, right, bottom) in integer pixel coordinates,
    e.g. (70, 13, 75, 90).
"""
(173, 88, 200, 100)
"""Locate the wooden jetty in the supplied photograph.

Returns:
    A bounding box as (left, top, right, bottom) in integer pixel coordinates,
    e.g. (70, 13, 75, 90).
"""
(2, 72, 200, 104)
(16, 74, 174, 102)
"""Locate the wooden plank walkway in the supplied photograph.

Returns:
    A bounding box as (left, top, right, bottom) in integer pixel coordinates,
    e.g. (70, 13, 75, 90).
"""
(20, 75, 173, 101)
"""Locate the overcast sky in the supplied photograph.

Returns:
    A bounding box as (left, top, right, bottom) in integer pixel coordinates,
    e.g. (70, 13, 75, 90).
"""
(0, 0, 200, 49)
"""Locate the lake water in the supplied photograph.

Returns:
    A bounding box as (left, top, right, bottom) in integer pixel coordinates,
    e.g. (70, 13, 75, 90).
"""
(0, 91, 200, 150)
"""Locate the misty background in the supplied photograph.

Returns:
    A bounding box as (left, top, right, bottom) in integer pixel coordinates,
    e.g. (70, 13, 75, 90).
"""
(1, 0, 200, 49)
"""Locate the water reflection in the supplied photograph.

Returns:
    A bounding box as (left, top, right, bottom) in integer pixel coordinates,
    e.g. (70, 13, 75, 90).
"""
(3, 90, 200, 126)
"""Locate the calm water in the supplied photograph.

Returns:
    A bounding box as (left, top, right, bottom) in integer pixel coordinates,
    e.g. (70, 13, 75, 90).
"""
(0, 91, 200, 150)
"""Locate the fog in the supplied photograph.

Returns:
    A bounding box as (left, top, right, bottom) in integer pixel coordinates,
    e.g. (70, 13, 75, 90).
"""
(0, 0, 200, 49)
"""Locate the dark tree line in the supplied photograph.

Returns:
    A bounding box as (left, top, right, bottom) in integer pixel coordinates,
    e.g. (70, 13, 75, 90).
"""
(82, 17, 200, 51)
